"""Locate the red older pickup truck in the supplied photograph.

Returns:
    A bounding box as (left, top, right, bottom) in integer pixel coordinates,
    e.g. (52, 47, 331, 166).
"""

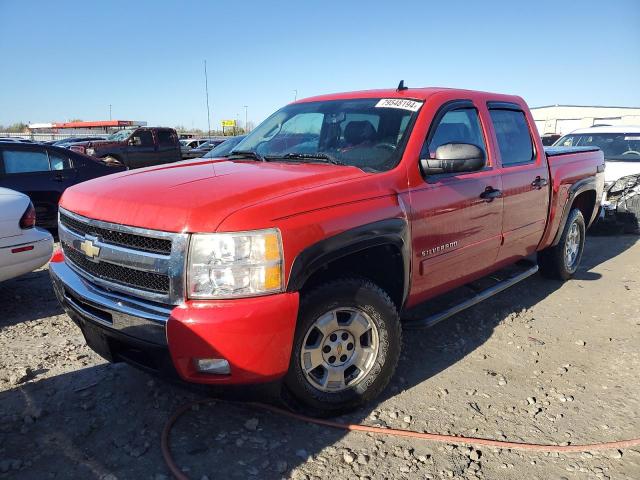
(50, 86, 604, 415)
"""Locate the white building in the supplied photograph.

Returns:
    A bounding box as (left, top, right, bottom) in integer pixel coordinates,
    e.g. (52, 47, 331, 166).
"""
(531, 105, 640, 136)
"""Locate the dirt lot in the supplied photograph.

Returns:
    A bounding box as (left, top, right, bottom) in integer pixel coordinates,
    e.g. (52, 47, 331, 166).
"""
(1, 235, 639, 480)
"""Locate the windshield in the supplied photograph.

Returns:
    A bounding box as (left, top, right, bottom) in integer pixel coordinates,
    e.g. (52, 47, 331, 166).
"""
(107, 129, 135, 141)
(231, 98, 422, 172)
(555, 132, 640, 161)
(204, 136, 246, 158)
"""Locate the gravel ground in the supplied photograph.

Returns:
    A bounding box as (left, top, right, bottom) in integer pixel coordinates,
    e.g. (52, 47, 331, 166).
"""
(1, 234, 639, 480)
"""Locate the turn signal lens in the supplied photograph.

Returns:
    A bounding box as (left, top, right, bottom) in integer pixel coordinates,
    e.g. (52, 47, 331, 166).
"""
(194, 358, 231, 375)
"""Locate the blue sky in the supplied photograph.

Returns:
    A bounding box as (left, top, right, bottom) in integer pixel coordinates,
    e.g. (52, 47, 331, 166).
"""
(1, 0, 639, 130)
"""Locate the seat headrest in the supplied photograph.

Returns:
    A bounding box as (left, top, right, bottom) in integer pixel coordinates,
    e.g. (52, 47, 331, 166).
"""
(344, 121, 376, 145)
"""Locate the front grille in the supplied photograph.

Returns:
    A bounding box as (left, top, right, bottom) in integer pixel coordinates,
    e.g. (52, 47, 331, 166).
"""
(64, 247, 170, 294)
(60, 213, 172, 255)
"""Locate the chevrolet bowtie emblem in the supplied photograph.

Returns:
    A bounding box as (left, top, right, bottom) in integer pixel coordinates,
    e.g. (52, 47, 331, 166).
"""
(80, 238, 100, 259)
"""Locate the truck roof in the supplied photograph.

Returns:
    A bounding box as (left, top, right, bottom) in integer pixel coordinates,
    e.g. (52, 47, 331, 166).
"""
(296, 87, 524, 105)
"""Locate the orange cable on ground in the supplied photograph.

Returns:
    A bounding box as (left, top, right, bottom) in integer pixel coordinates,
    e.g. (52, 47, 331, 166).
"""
(161, 398, 640, 480)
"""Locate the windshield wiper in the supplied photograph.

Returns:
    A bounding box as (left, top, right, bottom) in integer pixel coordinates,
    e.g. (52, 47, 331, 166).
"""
(229, 150, 266, 162)
(277, 152, 346, 165)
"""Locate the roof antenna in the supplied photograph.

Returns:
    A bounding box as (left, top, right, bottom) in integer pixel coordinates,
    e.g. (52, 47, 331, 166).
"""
(397, 80, 408, 91)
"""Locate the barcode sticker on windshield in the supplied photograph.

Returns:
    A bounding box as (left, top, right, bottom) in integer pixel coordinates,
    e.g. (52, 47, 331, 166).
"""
(375, 98, 423, 112)
(624, 136, 640, 141)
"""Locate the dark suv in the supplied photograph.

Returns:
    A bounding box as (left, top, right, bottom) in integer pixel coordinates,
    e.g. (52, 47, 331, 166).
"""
(70, 127, 181, 169)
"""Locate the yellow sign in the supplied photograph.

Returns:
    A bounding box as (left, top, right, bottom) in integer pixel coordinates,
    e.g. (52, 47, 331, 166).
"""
(221, 120, 236, 127)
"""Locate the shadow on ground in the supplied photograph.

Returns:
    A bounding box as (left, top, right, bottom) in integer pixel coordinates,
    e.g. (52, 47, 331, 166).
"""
(0, 269, 63, 327)
(0, 234, 636, 479)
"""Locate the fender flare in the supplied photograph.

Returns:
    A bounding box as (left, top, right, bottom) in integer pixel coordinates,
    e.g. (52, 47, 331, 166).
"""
(552, 177, 597, 246)
(286, 218, 412, 306)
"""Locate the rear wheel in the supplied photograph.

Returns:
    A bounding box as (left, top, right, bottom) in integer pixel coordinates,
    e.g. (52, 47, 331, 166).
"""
(283, 278, 401, 416)
(538, 208, 585, 280)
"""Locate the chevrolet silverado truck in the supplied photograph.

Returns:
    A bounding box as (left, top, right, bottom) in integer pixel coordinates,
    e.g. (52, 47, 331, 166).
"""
(70, 127, 181, 169)
(50, 86, 605, 415)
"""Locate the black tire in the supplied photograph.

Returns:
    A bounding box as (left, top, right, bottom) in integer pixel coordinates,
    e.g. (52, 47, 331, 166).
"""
(283, 278, 401, 416)
(538, 208, 586, 280)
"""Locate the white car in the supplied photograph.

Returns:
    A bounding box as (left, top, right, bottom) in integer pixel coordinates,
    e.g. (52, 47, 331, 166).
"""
(0, 188, 53, 282)
(554, 126, 640, 233)
(554, 126, 640, 182)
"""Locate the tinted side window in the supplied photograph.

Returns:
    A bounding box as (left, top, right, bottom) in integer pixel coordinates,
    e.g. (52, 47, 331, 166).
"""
(489, 109, 534, 166)
(133, 130, 154, 146)
(157, 129, 176, 146)
(3, 149, 50, 174)
(424, 108, 486, 157)
(48, 151, 72, 170)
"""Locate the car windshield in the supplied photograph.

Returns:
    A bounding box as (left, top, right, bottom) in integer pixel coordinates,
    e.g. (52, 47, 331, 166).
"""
(555, 132, 640, 161)
(204, 136, 246, 158)
(107, 129, 135, 141)
(231, 98, 422, 172)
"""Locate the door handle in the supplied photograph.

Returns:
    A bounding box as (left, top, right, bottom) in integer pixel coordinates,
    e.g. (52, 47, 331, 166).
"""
(531, 176, 548, 189)
(53, 173, 64, 182)
(480, 187, 502, 202)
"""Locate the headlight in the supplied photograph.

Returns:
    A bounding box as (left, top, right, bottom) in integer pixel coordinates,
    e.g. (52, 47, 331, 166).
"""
(187, 229, 283, 299)
(86, 147, 95, 156)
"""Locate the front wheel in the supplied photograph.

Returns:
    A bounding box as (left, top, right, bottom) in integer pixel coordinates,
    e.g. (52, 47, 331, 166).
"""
(283, 278, 401, 416)
(538, 208, 586, 280)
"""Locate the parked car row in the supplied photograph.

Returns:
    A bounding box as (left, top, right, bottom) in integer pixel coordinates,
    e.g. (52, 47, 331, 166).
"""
(181, 137, 227, 159)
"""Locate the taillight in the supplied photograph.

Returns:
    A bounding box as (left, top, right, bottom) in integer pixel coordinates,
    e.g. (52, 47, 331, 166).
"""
(19, 202, 36, 229)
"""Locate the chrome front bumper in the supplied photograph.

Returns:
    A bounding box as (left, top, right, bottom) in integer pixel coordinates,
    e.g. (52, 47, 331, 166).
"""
(50, 260, 172, 345)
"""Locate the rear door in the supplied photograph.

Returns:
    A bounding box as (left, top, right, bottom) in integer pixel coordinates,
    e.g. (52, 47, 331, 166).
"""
(127, 129, 157, 168)
(409, 100, 504, 303)
(488, 103, 550, 262)
(0, 145, 63, 229)
(155, 129, 180, 164)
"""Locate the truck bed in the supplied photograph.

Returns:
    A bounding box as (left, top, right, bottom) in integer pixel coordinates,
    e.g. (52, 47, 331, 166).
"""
(538, 146, 605, 250)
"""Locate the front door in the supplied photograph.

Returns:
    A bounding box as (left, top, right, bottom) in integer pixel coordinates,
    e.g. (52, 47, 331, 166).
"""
(488, 105, 550, 262)
(408, 101, 504, 305)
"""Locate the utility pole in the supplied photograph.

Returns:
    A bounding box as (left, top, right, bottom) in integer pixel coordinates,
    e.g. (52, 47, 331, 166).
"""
(109, 104, 112, 120)
(243, 105, 248, 133)
(204, 60, 212, 140)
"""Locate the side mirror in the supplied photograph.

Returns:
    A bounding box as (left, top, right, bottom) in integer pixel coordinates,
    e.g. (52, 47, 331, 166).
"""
(420, 143, 486, 175)
(129, 137, 142, 146)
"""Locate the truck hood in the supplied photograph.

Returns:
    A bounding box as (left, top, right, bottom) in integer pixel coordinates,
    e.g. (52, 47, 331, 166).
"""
(60, 159, 369, 232)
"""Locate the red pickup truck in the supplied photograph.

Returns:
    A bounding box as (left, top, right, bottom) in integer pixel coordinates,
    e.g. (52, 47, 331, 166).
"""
(50, 86, 604, 415)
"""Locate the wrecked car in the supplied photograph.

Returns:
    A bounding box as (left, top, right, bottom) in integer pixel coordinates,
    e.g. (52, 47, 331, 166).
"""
(554, 126, 640, 233)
